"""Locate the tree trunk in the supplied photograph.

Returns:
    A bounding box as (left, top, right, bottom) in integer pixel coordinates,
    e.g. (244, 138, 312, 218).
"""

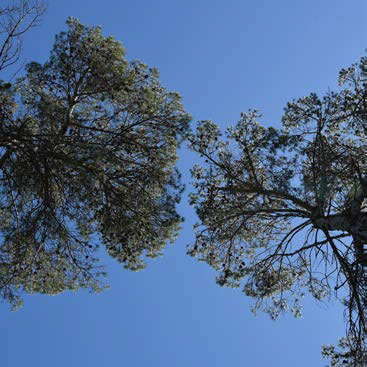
(313, 211, 367, 264)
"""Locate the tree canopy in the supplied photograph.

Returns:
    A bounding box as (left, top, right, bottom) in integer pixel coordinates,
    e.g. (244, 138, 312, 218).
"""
(0, 17, 191, 310)
(189, 56, 367, 366)
(1, 5, 367, 366)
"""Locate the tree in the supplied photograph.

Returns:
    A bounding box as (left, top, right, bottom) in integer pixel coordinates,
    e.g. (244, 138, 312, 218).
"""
(0, 18, 191, 310)
(188, 55, 367, 366)
(0, 0, 46, 74)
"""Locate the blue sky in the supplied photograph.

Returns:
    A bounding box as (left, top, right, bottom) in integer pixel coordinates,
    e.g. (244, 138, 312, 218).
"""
(1, 1, 366, 366)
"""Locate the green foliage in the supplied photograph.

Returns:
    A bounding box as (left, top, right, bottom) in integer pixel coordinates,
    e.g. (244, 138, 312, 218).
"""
(189, 55, 367, 365)
(0, 18, 191, 309)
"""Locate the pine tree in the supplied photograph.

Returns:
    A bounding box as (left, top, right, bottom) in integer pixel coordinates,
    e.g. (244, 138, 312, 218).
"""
(189, 55, 367, 366)
(0, 18, 191, 310)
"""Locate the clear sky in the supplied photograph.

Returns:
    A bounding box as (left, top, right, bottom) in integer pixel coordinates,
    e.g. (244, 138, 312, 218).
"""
(1, 1, 366, 366)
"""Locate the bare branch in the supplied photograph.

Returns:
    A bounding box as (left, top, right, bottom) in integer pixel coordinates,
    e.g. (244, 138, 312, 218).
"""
(0, 0, 46, 74)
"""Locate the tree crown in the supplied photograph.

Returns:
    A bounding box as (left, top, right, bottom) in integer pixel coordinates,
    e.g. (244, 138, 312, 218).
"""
(0, 18, 191, 310)
(189, 55, 367, 366)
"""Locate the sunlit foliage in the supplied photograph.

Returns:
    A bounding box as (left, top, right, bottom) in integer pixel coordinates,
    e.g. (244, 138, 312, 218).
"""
(0, 18, 190, 309)
(189, 56, 367, 366)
